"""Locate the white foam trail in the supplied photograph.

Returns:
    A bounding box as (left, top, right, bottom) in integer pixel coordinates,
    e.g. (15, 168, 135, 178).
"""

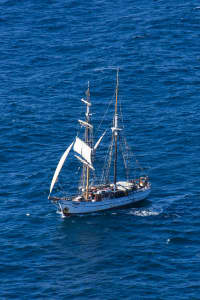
(130, 209, 161, 217)
(129, 193, 188, 218)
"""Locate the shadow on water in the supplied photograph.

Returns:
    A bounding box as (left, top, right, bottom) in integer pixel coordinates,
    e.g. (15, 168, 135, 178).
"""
(130, 199, 150, 208)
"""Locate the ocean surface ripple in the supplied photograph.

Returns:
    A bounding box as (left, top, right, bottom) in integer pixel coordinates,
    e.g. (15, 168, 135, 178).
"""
(1, 0, 200, 299)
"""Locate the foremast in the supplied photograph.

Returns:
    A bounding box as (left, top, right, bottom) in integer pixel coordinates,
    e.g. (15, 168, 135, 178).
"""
(112, 68, 121, 187)
(81, 82, 92, 200)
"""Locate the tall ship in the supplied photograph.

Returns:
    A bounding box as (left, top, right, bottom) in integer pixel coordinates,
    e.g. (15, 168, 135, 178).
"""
(48, 70, 151, 216)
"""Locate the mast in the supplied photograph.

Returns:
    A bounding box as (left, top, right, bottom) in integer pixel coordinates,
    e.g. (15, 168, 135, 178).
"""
(85, 82, 91, 200)
(113, 69, 119, 186)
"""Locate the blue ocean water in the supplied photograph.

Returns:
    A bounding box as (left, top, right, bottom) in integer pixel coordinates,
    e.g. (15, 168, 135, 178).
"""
(1, 0, 200, 299)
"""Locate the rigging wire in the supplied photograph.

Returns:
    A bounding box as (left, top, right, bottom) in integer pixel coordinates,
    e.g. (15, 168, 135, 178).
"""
(118, 135, 129, 180)
(100, 134, 114, 184)
(118, 94, 147, 176)
(94, 93, 115, 139)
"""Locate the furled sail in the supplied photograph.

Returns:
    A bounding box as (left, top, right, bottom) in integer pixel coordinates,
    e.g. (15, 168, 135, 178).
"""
(81, 98, 91, 106)
(49, 141, 74, 196)
(78, 119, 93, 129)
(94, 130, 106, 151)
(73, 137, 92, 165)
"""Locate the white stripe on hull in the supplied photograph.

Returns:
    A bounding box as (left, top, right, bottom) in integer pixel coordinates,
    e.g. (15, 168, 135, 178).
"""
(59, 187, 151, 215)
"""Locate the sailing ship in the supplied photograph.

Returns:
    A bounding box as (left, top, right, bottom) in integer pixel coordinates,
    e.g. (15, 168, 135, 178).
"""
(48, 70, 151, 216)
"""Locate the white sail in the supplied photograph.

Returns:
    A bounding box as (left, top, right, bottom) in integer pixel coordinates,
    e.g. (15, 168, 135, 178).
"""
(74, 154, 95, 170)
(49, 142, 74, 195)
(94, 130, 106, 151)
(73, 137, 92, 165)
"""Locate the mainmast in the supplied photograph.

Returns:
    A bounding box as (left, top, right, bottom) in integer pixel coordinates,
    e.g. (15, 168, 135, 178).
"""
(112, 69, 120, 187)
(84, 82, 91, 200)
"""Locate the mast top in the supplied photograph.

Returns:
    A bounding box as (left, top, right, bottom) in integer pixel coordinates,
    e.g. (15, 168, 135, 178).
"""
(86, 81, 90, 100)
(81, 81, 91, 106)
(111, 68, 121, 134)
